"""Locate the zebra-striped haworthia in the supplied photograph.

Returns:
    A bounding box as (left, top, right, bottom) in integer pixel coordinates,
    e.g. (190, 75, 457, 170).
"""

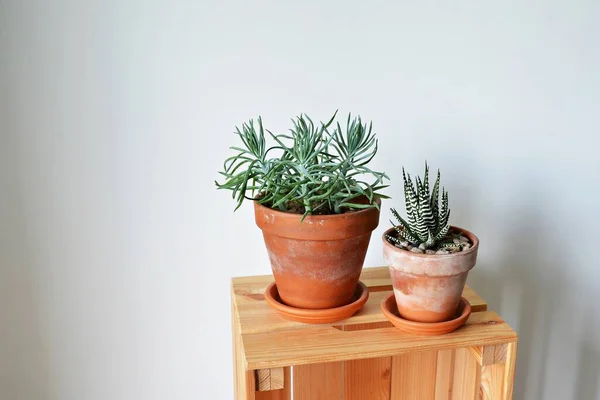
(386, 163, 458, 250)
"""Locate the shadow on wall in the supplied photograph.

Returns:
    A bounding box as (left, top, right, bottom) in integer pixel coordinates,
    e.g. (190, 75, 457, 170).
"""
(0, 133, 52, 398)
(574, 317, 600, 400)
(469, 203, 598, 400)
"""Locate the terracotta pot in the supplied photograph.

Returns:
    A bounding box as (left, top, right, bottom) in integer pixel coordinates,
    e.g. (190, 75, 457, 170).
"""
(382, 226, 479, 323)
(255, 199, 380, 309)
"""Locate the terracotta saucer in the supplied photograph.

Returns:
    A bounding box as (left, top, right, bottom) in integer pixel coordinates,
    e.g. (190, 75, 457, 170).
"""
(381, 294, 471, 336)
(265, 281, 369, 324)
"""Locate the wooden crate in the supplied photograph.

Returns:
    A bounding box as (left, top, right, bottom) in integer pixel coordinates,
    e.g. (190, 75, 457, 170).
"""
(231, 267, 518, 400)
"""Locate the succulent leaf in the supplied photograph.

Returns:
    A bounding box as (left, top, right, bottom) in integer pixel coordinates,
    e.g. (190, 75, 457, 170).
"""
(441, 242, 462, 250)
(402, 169, 418, 226)
(435, 223, 450, 241)
(431, 169, 440, 231)
(419, 184, 436, 233)
(216, 112, 388, 216)
(388, 163, 453, 249)
(398, 227, 420, 244)
(390, 209, 419, 243)
(423, 162, 430, 196)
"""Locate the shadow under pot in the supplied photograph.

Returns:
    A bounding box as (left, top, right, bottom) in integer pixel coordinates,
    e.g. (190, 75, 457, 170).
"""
(255, 199, 381, 310)
(382, 226, 479, 323)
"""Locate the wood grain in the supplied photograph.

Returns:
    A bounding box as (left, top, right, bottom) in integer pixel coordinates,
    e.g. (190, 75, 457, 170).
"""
(502, 342, 518, 400)
(434, 350, 455, 400)
(468, 344, 508, 366)
(255, 368, 285, 391)
(451, 348, 480, 400)
(254, 368, 290, 400)
(270, 368, 284, 390)
(343, 323, 391, 400)
(390, 351, 438, 399)
(231, 267, 518, 400)
(480, 364, 504, 400)
(232, 286, 255, 400)
(243, 311, 516, 370)
(293, 362, 342, 400)
(232, 267, 488, 336)
(344, 356, 391, 400)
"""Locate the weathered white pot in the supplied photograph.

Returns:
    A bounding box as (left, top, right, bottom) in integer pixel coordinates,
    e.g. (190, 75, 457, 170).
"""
(382, 226, 479, 323)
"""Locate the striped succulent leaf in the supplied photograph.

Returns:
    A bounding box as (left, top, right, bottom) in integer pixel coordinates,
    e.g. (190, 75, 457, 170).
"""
(430, 170, 440, 231)
(439, 188, 450, 229)
(441, 242, 462, 250)
(385, 234, 402, 246)
(435, 223, 450, 242)
(390, 208, 420, 243)
(402, 168, 418, 226)
(417, 178, 436, 233)
(388, 162, 452, 249)
(414, 187, 431, 241)
(397, 227, 420, 244)
(422, 163, 430, 197)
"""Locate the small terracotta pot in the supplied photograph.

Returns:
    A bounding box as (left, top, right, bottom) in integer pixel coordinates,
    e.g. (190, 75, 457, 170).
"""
(255, 199, 380, 309)
(382, 226, 479, 323)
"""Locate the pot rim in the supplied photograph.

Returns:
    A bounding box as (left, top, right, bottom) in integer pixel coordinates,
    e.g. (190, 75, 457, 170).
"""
(254, 196, 382, 221)
(381, 226, 479, 258)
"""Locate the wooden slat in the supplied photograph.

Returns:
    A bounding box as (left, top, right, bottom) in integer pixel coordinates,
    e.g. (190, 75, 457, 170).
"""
(270, 368, 284, 390)
(232, 267, 488, 335)
(255, 368, 290, 400)
(232, 286, 255, 400)
(390, 351, 438, 399)
(434, 350, 455, 400)
(235, 290, 397, 335)
(468, 344, 507, 366)
(502, 342, 518, 400)
(480, 364, 504, 399)
(451, 348, 480, 400)
(256, 369, 271, 391)
(462, 286, 487, 312)
(344, 356, 391, 399)
(293, 362, 342, 400)
(243, 311, 517, 369)
(479, 341, 518, 400)
(343, 322, 391, 400)
(255, 368, 285, 391)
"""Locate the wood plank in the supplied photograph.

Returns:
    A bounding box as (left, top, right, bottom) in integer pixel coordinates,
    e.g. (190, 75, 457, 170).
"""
(502, 342, 518, 400)
(451, 348, 480, 400)
(255, 368, 285, 391)
(344, 357, 391, 400)
(480, 364, 504, 400)
(479, 341, 518, 400)
(236, 290, 396, 335)
(270, 367, 284, 390)
(232, 267, 488, 335)
(293, 362, 342, 400)
(243, 311, 517, 370)
(255, 368, 290, 400)
(390, 351, 438, 399)
(462, 286, 487, 312)
(343, 322, 391, 400)
(434, 350, 455, 400)
(232, 286, 255, 400)
(256, 369, 271, 391)
(468, 344, 507, 366)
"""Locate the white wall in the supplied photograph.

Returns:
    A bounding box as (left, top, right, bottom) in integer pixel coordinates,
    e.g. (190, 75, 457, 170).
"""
(1, 1, 599, 399)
